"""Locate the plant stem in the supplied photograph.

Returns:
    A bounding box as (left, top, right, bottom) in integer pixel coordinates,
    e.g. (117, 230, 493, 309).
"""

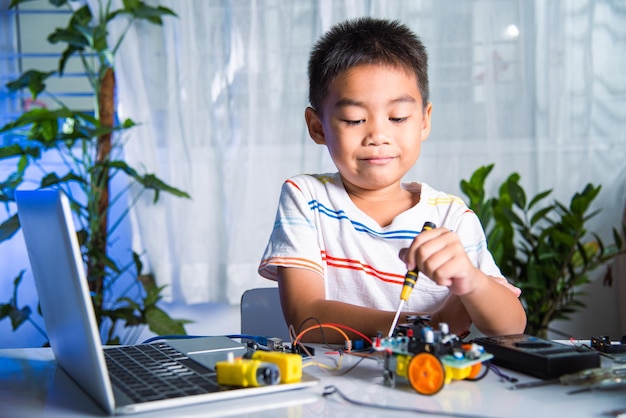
(88, 67, 114, 303)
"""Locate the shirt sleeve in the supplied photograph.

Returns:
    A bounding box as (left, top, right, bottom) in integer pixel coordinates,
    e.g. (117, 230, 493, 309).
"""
(456, 210, 522, 297)
(258, 178, 324, 281)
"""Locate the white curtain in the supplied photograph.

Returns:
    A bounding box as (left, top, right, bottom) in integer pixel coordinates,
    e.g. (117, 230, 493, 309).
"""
(113, 0, 626, 305)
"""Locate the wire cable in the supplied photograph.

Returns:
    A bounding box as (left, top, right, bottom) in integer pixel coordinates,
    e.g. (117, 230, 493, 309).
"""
(294, 324, 351, 347)
(322, 385, 505, 418)
(141, 334, 208, 344)
(325, 323, 373, 345)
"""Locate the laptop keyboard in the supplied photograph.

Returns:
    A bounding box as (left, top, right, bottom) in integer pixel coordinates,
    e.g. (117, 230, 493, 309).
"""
(104, 342, 222, 403)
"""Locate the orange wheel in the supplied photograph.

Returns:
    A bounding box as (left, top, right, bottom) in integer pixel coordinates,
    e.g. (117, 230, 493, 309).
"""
(407, 352, 445, 395)
(467, 363, 482, 379)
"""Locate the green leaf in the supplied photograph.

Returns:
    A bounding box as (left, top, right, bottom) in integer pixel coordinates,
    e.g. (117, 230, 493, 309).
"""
(527, 189, 552, 211)
(5, 70, 56, 99)
(1, 107, 70, 134)
(122, 0, 141, 9)
(132, 252, 144, 276)
(530, 205, 554, 227)
(121, 118, 137, 129)
(570, 184, 601, 216)
(48, 28, 90, 49)
(9, 306, 32, 330)
(0, 143, 41, 159)
(0, 214, 20, 243)
(9, 0, 35, 8)
(58, 45, 83, 76)
(112, 2, 177, 25)
(107, 161, 190, 203)
(612, 228, 623, 250)
(91, 23, 110, 53)
(507, 177, 526, 209)
(141, 174, 191, 203)
(40, 172, 88, 188)
(501, 206, 524, 227)
(145, 306, 189, 336)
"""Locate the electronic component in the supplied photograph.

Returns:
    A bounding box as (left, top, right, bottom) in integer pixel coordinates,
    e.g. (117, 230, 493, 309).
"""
(290, 342, 315, 357)
(264, 337, 285, 351)
(251, 351, 302, 383)
(375, 316, 492, 395)
(474, 334, 600, 380)
(215, 356, 280, 387)
(591, 336, 626, 353)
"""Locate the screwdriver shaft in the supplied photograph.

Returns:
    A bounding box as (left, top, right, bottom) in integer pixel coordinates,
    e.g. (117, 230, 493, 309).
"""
(388, 300, 405, 337)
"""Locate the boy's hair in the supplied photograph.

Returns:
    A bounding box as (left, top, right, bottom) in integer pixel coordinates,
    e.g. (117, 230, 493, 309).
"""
(308, 17, 429, 112)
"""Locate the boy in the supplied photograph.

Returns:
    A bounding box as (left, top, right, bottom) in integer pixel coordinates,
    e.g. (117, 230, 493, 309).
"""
(258, 17, 526, 342)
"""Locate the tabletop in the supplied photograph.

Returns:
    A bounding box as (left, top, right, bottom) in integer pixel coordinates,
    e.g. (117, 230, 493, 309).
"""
(0, 344, 625, 418)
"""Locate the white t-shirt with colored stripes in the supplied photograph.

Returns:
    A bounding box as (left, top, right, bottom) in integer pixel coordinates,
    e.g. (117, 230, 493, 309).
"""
(258, 173, 519, 313)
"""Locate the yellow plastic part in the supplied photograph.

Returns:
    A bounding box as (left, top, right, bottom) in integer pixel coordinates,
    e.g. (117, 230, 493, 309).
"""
(394, 354, 412, 378)
(400, 270, 419, 301)
(443, 365, 473, 384)
(251, 351, 303, 383)
(215, 358, 280, 387)
(407, 352, 445, 395)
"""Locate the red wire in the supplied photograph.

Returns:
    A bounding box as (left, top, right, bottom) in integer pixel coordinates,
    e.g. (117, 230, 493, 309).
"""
(325, 323, 373, 344)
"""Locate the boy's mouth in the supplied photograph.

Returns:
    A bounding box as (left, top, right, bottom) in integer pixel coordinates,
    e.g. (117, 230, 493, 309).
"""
(360, 156, 396, 165)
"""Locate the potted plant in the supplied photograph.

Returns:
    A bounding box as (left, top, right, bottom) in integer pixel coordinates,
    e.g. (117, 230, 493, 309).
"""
(0, 0, 190, 345)
(461, 164, 626, 338)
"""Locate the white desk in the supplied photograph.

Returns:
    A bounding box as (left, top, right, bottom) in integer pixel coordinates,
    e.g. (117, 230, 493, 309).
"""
(0, 345, 624, 418)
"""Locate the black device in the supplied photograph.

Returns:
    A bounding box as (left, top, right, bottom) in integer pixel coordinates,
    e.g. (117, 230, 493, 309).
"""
(591, 335, 626, 353)
(474, 334, 600, 380)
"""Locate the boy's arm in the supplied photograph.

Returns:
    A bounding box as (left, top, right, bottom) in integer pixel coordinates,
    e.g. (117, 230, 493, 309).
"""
(277, 266, 402, 343)
(457, 271, 527, 336)
(277, 266, 478, 343)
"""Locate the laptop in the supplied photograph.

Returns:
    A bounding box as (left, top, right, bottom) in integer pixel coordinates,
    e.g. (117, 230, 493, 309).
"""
(15, 189, 317, 415)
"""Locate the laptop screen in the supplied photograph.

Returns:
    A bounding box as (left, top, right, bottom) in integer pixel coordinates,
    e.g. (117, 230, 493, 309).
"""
(16, 189, 117, 413)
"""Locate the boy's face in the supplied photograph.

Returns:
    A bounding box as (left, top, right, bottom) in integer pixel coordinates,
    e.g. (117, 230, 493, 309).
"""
(305, 64, 432, 195)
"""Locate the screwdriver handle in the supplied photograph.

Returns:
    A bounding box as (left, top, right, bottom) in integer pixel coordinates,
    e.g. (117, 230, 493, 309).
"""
(399, 221, 436, 301)
(400, 270, 418, 301)
(387, 222, 437, 337)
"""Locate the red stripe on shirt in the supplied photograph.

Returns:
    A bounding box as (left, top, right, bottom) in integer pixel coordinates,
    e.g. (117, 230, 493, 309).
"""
(285, 179, 302, 192)
(322, 252, 404, 285)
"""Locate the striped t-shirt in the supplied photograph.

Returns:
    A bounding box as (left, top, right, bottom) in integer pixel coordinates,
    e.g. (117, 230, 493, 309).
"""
(258, 173, 517, 313)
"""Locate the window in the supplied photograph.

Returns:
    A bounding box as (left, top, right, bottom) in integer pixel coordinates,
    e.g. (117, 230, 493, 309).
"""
(0, 1, 94, 145)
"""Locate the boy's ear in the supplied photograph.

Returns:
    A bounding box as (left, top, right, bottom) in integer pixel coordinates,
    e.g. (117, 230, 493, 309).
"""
(305, 107, 326, 144)
(420, 103, 433, 142)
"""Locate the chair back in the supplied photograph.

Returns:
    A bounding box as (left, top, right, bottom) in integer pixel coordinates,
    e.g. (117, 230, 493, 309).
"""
(240, 287, 290, 341)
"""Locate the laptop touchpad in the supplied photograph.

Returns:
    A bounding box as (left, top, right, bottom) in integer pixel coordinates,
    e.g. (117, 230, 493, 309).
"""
(166, 337, 247, 370)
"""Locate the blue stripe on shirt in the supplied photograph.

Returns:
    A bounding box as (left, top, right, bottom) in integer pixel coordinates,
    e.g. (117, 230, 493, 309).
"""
(307, 199, 420, 240)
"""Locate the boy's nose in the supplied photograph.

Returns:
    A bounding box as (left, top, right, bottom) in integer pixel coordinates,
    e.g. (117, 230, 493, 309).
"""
(364, 121, 391, 146)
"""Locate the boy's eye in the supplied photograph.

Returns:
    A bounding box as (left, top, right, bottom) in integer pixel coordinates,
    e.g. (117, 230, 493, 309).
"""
(390, 116, 409, 123)
(341, 119, 365, 126)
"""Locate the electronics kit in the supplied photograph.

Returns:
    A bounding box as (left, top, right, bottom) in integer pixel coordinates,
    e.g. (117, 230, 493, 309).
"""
(203, 220, 625, 394)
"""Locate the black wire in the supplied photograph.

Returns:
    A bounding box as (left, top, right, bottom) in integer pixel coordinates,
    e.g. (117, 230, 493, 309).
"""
(331, 349, 377, 376)
(297, 316, 332, 345)
(322, 385, 505, 418)
(464, 361, 490, 382)
(486, 362, 518, 383)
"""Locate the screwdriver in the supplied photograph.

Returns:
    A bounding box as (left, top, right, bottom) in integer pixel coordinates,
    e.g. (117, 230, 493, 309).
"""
(387, 221, 436, 337)
(511, 365, 626, 392)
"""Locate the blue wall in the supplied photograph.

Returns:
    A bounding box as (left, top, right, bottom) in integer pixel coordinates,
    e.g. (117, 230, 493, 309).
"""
(0, 155, 133, 348)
